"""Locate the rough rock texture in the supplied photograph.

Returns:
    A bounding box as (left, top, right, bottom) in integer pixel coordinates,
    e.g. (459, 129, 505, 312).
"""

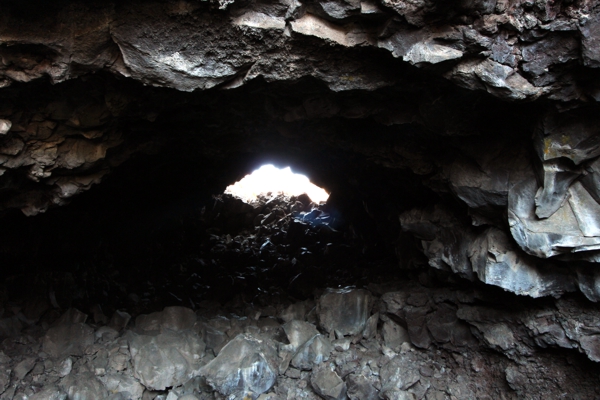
(2, 0, 600, 398)
(1, 283, 600, 399)
(0, 194, 598, 398)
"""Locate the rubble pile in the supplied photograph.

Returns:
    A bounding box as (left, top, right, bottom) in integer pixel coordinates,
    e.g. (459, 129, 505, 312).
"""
(1, 193, 600, 399)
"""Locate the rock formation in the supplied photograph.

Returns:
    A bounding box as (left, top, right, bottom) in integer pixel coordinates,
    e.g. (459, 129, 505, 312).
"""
(1, 0, 600, 398)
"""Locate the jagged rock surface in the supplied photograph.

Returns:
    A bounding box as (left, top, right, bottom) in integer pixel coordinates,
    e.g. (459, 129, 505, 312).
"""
(2, 0, 600, 398)
(0, 194, 599, 398)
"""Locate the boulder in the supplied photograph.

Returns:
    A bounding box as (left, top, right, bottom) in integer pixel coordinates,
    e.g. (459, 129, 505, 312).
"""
(59, 373, 109, 400)
(291, 334, 334, 371)
(99, 373, 145, 400)
(317, 288, 373, 337)
(380, 356, 420, 398)
(43, 323, 94, 358)
(135, 306, 197, 333)
(128, 329, 206, 391)
(283, 320, 320, 350)
(199, 333, 278, 398)
(310, 363, 347, 400)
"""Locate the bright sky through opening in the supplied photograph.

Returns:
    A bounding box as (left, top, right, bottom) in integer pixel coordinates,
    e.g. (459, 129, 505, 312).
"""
(225, 165, 330, 203)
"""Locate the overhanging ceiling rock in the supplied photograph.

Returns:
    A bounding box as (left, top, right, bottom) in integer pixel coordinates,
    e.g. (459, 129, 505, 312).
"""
(0, 0, 598, 99)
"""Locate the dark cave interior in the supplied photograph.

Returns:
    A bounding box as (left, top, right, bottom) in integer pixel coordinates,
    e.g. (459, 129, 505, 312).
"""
(0, 72, 443, 314)
(2, 35, 600, 398)
(0, 67, 588, 317)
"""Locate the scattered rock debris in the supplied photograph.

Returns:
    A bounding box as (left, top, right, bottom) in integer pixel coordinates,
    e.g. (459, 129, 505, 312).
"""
(0, 194, 600, 399)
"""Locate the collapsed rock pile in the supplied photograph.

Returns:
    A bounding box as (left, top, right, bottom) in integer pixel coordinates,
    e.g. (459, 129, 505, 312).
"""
(2, 281, 600, 400)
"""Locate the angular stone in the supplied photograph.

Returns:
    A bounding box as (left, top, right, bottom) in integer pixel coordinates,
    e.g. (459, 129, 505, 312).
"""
(425, 304, 473, 347)
(317, 288, 372, 337)
(291, 334, 334, 371)
(469, 226, 575, 297)
(362, 313, 379, 340)
(534, 159, 581, 219)
(43, 323, 94, 358)
(382, 321, 410, 351)
(289, 14, 372, 48)
(403, 42, 463, 65)
(55, 308, 88, 325)
(521, 34, 579, 77)
(381, 292, 407, 315)
(135, 306, 196, 333)
(346, 374, 379, 400)
(530, 109, 600, 220)
(404, 307, 432, 349)
(310, 363, 346, 400)
(380, 356, 420, 395)
(580, 9, 600, 67)
(279, 302, 308, 323)
(95, 327, 119, 342)
(55, 357, 73, 377)
(109, 310, 132, 332)
(199, 333, 278, 398)
(0, 120, 11, 135)
(441, 140, 531, 212)
(198, 323, 227, 355)
(283, 320, 320, 350)
(29, 386, 67, 400)
(332, 338, 350, 352)
(401, 204, 579, 298)
(59, 373, 109, 400)
(447, 59, 541, 101)
(99, 373, 145, 400)
(14, 357, 36, 380)
(509, 178, 600, 259)
(0, 368, 10, 396)
(128, 329, 206, 391)
(232, 12, 285, 31)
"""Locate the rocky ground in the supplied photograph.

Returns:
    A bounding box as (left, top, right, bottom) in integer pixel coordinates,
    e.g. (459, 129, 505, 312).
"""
(1, 193, 600, 400)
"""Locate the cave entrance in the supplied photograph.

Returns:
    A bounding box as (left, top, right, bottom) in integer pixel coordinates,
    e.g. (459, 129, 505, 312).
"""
(224, 164, 329, 204)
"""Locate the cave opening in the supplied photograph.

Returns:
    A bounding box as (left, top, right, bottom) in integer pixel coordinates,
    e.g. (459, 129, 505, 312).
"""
(224, 164, 330, 204)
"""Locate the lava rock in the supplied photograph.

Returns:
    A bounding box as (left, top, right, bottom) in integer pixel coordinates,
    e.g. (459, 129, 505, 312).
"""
(199, 333, 278, 398)
(42, 322, 94, 358)
(380, 356, 420, 399)
(382, 320, 410, 352)
(346, 374, 379, 400)
(310, 363, 347, 400)
(99, 373, 145, 400)
(291, 334, 334, 371)
(59, 372, 109, 400)
(0, 368, 10, 396)
(283, 320, 320, 350)
(317, 288, 373, 337)
(28, 386, 67, 400)
(198, 323, 228, 355)
(0, 119, 11, 135)
(135, 306, 197, 333)
(14, 357, 36, 380)
(109, 311, 132, 332)
(128, 329, 206, 391)
(0, 316, 23, 339)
